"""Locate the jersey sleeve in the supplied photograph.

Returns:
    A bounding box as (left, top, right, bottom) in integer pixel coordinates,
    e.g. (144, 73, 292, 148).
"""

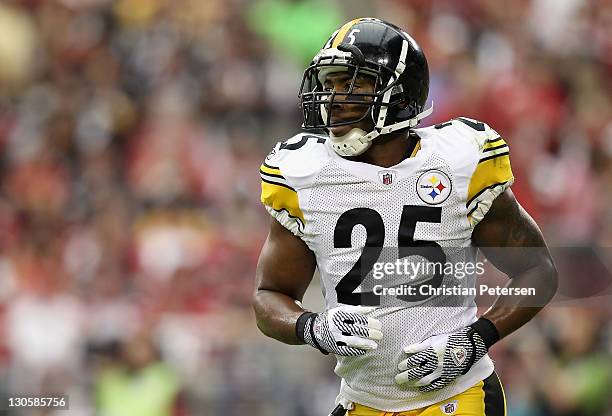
(259, 133, 330, 236)
(259, 142, 305, 236)
(464, 122, 514, 228)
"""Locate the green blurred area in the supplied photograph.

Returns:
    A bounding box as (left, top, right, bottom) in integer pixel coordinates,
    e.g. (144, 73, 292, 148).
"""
(248, 0, 343, 64)
(96, 362, 180, 416)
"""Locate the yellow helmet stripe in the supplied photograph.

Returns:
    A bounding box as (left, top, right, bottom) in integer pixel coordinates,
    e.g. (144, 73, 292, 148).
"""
(331, 18, 363, 48)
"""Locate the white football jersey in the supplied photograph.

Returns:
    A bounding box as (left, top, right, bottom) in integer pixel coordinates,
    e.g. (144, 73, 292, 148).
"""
(260, 118, 514, 412)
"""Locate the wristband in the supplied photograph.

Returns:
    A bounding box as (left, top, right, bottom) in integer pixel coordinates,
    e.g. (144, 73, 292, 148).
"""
(296, 312, 316, 343)
(469, 317, 500, 349)
(296, 312, 329, 355)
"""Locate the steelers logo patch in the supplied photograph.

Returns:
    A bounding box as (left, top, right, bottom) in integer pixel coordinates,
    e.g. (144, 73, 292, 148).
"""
(416, 169, 452, 205)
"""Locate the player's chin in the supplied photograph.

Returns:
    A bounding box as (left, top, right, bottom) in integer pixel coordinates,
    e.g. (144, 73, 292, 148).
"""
(329, 124, 354, 137)
(329, 115, 367, 136)
(330, 117, 374, 137)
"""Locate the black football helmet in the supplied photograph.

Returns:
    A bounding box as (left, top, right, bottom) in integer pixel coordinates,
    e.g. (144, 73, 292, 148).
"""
(299, 18, 431, 156)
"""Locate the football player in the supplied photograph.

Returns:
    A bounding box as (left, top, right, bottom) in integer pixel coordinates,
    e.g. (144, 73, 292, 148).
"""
(253, 18, 557, 415)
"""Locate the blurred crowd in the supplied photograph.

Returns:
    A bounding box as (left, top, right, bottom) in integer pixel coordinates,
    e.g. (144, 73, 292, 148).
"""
(0, 0, 610, 415)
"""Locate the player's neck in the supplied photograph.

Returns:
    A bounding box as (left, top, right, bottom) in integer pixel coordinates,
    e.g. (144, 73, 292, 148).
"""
(350, 132, 418, 168)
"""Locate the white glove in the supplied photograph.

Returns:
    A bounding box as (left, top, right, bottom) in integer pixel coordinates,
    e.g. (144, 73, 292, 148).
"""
(296, 305, 383, 356)
(395, 327, 488, 391)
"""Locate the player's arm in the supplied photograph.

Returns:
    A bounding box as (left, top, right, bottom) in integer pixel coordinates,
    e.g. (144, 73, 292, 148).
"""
(253, 217, 317, 345)
(471, 188, 558, 339)
(253, 218, 383, 355)
(396, 123, 557, 390)
(396, 187, 558, 389)
(396, 189, 558, 390)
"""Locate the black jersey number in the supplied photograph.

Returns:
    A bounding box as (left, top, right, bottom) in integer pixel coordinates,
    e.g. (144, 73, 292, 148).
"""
(279, 135, 325, 150)
(435, 118, 485, 131)
(333, 205, 446, 306)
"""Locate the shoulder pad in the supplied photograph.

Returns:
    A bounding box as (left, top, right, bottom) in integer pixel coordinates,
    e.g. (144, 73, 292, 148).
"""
(417, 118, 513, 228)
(417, 117, 504, 160)
(444, 117, 501, 149)
(265, 133, 329, 176)
(259, 133, 329, 236)
(263, 133, 330, 188)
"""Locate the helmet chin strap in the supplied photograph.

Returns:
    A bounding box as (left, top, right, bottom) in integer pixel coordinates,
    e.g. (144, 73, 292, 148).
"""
(329, 127, 371, 157)
(328, 103, 434, 157)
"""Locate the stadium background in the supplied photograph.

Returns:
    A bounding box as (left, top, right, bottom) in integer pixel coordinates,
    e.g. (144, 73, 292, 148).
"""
(0, 0, 610, 415)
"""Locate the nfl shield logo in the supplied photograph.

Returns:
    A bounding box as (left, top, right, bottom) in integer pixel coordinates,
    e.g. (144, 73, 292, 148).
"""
(378, 170, 395, 185)
(440, 400, 458, 414)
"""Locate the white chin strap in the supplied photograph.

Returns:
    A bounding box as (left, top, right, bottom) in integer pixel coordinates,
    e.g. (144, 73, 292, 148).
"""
(329, 103, 434, 157)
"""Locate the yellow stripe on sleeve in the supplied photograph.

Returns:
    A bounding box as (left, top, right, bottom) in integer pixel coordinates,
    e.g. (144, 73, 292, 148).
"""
(260, 163, 282, 176)
(331, 18, 363, 48)
(467, 153, 513, 206)
(483, 138, 505, 150)
(261, 181, 305, 225)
